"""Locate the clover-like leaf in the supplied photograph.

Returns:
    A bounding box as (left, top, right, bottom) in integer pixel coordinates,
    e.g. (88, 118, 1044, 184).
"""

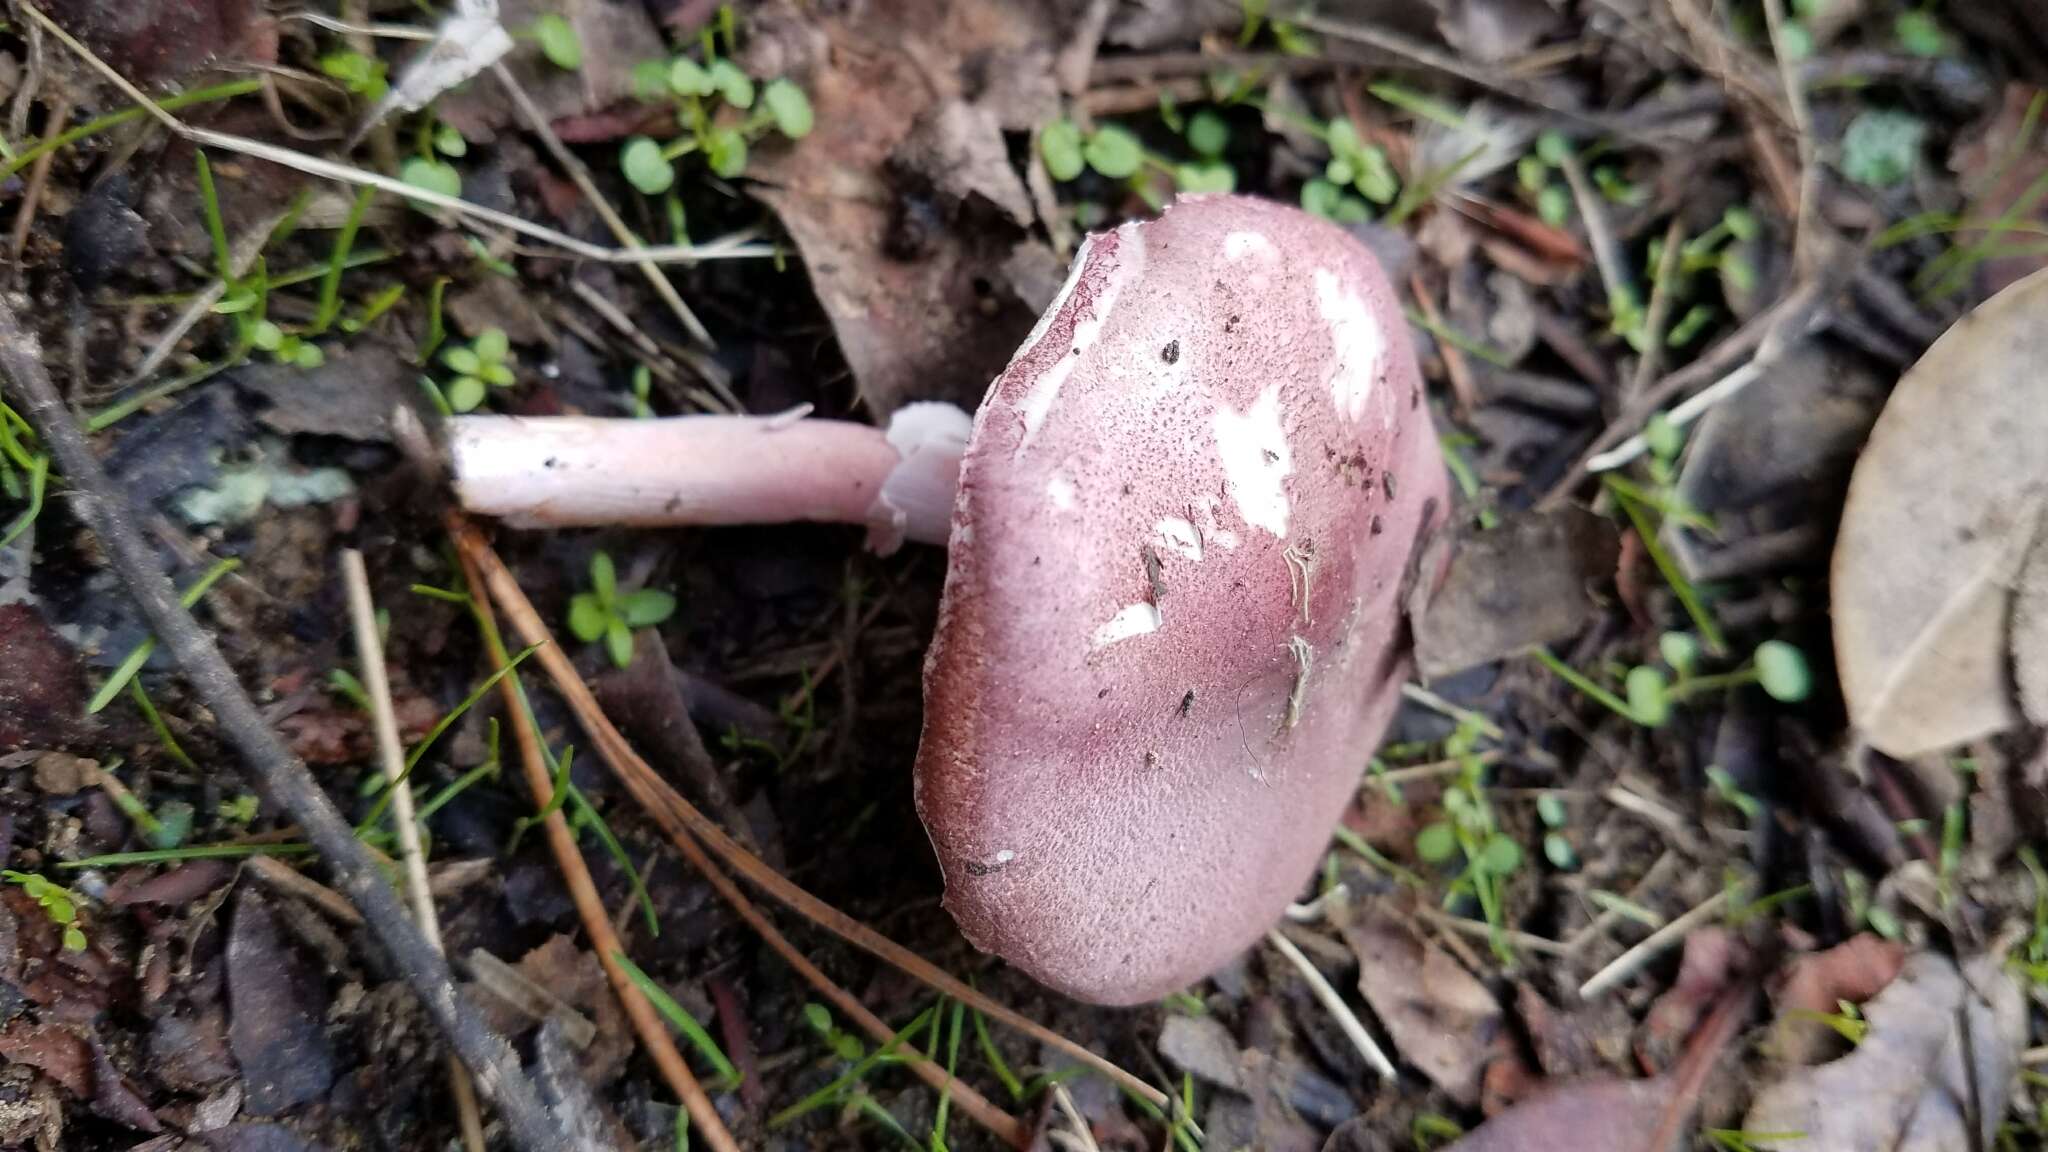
(443, 346, 482, 375)
(705, 127, 748, 178)
(1174, 162, 1235, 194)
(1186, 109, 1229, 158)
(1082, 125, 1143, 179)
(534, 13, 582, 70)
(621, 136, 675, 195)
(568, 592, 609, 642)
(446, 375, 486, 413)
(1754, 640, 1813, 703)
(589, 551, 617, 603)
(1415, 821, 1458, 863)
(1040, 118, 1085, 181)
(763, 79, 813, 139)
(618, 588, 677, 628)
(669, 57, 713, 97)
(606, 617, 634, 669)
(474, 327, 509, 364)
(400, 156, 462, 199)
(1626, 665, 1671, 727)
(1479, 834, 1522, 876)
(708, 59, 754, 108)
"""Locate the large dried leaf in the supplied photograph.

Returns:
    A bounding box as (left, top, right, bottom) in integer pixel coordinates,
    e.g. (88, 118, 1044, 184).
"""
(1744, 950, 2025, 1152)
(1436, 1077, 1674, 1152)
(1832, 267, 2048, 757)
(744, 0, 1071, 416)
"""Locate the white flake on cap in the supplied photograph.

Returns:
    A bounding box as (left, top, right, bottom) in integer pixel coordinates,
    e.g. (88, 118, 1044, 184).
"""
(1314, 268, 1385, 423)
(1154, 517, 1204, 561)
(1014, 227, 1144, 458)
(1224, 231, 1275, 261)
(1046, 470, 1077, 510)
(1211, 384, 1293, 538)
(1091, 602, 1163, 649)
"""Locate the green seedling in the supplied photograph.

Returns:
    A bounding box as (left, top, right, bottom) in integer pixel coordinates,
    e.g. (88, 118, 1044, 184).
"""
(1706, 764, 1762, 824)
(771, 1004, 936, 1129)
(568, 551, 677, 669)
(930, 999, 965, 1152)
(1301, 116, 1398, 223)
(1237, 0, 1316, 55)
(618, 28, 811, 195)
(532, 13, 583, 70)
(1537, 792, 1575, 870)
(1517, 130, 1575, 226)
(1413, 718, 1520, 961)
(1538, 636, 1812, 729)
(630, 363, 656, 418)
(1414, 1113, 1465, 1151)
(802, 1001, 867, 1063)
(1842, 868, 1902, 942)
(0, 400, 48, 550)
(90, 559, 240, 714)
(2, 871, 87, 952)
(440, 327, 517, 413)
(1786, 999, 1867, 1045)
(1895, 9, 1950, 57)
(198, 153, 327, 371)
(1043, 116, 1234, 205)
(320, 49, 390, 101)
(218, 794, 261, 824)
(614, 952, 741, 1088)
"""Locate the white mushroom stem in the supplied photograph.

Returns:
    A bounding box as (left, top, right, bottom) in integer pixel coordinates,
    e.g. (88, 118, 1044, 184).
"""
(446, 401, 972, 552)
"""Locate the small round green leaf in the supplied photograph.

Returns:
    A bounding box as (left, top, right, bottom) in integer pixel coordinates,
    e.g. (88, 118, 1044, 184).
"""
(1535, 130, 1571, 166)
(631, 59, 670, 100)
(1644, 413, 1684, 461)
(62, 926, 86, 952)
(705, 128, 749, 178)
(293, 342, 325, 369)
(1754, 639, 1813, 703)
(1300, 178, 1341, 219)
(708, 59, 754, 108)
(1776, 20, 1814, 60)
(1658, 631, 1699, 675)
(1479, 834, 1522, 876)
(482, 363, 516, 387)
(443, 346, 482, 375)
(1185, 108, 1229, 158)
(1543, 832, 1576, 870)
(251, 320, 284, 351)
(1353, 147, 1398, 204)
(1537, 183, 1572, 226)
(1174, 162, 1235, 194)
(1326, 116, 1362, 159)
(1894, 10, 1948, 57)
(399, 157, 462, 200)
(589, 551, 617, 602)
(1415, 821, 1457, 863)
(1325, 156, 1355, 186)
(621, 136, 675, 195)
(763, 79, 813, 139)
(1082, 125, 1143, 179)
(1040, 119, 1085, 181)
(669, 57, 714, 97)
(619, 588, 677, 628)
(1516, 155, 1547, 193)
(1626, 665, 1672, 727)
(475, 327, 510, 363)
(567, 593, 608, 642)
(802, 1003, 833, 1034)
(434, 122, 468, 157)
(606, 617, 634, 669)
(446, 375, 486, 413)
(1536, 793, 1568, 829)
(534, 13, 583, 70)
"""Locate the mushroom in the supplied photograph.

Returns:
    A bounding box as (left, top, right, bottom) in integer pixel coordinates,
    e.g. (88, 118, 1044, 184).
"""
(449, 195, 1447, 1004)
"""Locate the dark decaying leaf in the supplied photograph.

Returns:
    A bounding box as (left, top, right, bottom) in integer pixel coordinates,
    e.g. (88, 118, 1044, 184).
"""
(49, 0, 269, 87)
(1437, 1076, 1674, 1152)
(744, 0, 1072, 416)
(0, 606, 99, 754)
(1413, 506, 1618, 679)
(226, 888, 337, 1116)
(1744, 949, 2025, 1152)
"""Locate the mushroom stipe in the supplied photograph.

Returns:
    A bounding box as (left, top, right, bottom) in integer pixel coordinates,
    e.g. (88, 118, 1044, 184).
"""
(447, 195, 1449, 1005)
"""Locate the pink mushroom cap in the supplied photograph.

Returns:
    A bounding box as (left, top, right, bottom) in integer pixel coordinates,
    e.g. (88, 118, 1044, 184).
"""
(914, 194, 1448, 1004)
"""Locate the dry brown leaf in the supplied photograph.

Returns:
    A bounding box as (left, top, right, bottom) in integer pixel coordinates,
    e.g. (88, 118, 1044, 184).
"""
(1341, 909, 1501, 1106)
(1438, 1077, 1674, 1152)
(1413, 505, 1618, 678)
(744, 0, 1072, 416)
(1744, 949, 2025, 1152)
(1769, 933, 1907, 1065)
(1831, 267, 2048, 757)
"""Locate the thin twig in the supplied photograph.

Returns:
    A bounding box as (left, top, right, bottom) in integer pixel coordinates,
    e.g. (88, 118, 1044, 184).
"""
(1052, 1084, 1104, 1152)
(1557, 152, 1632, 313)
(1408, 272, 1478, 418)
(1759, 0, 1819, 276)
(8, 92, 69, 265)
(491, 63, 735, 378)
(1399, 682, 1505, 741)
(0, 297, 580, 1152)
(342, 551, 486, 1152)
(453, 550, 743, 1152)
(18, 1, 771, 269)
(1414, 905, 1572, 957)
(1565, 850, 1676, 958)
(245, 854, 365, 926)
(456, 516, 1163, 1115)
(1265, 929, 1398, 1080)
(1578, 889, 1729, 999)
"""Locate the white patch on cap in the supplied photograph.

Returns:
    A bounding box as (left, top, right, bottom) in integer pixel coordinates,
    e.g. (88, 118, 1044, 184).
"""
(1211, 384, 1293, 537)
(1091, 602, 1163, 649)
(1191, 496, 1239, 552)
(1014, 226, 1146, 457)
(1224, 231, 1275, 261)
(1046, 470, 1077, 510)
(1154, 517, 1203, 561)
(1314, 268, 1384, 423)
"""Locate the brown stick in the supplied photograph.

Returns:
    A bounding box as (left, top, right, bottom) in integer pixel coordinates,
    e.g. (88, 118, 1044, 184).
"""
(450, 514, 1163, 1119)
(453, 549, 743, 1152)
(8, 92, 69, 265)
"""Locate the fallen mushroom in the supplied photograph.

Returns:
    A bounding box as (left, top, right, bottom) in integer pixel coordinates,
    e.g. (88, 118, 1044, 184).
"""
(449, 195, 1448, 1004)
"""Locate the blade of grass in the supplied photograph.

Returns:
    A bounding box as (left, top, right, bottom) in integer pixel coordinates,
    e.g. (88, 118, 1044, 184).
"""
(614, 951, 741, 1088)
(314, 185, 377, 333)
(58, 841, 318, 868)
(769, 1007, 936, 1129)
(0, 79, 262, 181)
(88, 558, 241, 714)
